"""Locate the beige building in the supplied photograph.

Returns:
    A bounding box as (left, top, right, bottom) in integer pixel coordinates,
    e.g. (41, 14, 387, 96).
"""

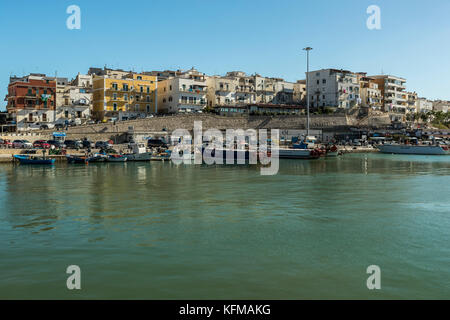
(405, 91, 418, 113)
(157, 68, 207, 113)
(416, 98, 433, 113)
(293, 80, 306, 105)
(371, 75, 407, 117)
(357, 74, 382, 110)
(207, 71, 295, 109)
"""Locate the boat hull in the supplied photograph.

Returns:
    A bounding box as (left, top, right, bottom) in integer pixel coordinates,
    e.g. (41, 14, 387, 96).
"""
(378, 144, 449, 155)
(278, 148, 320, 159)
(125, 152, 152, 161)
(14, 155, 55, 165)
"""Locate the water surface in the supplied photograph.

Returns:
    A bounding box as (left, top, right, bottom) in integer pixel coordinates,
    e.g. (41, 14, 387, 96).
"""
(0, 154, 449, 299)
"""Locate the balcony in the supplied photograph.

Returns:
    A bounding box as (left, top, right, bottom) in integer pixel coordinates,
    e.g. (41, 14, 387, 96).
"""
(180, 88, 207, 94)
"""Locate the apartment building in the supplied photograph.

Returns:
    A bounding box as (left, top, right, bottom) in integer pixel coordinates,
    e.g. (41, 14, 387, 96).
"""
(357, 74, 382, 110)
(405, 91, 418, 113)
(207, 71, 295, 109)
(306, 69, 361, 109)
(55, 73, 93, 123)
(157, 68, 207, 113)
(4, 73, 57, 130)
(91, 68, 157, 120)
(416, 98, 433, 113)
(371, 75, 407, 115)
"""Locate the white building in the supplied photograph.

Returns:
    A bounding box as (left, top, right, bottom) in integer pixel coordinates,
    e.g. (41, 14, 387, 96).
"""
(416, 98, 433, 113)
(306, 69, 361, 109)
(433, 100, 450, 113)
(56, 74, 93, 123)
(157, 68, 207, 113)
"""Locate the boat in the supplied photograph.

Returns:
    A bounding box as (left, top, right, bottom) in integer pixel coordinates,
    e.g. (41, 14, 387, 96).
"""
(66, 155, 88, 164)
(107, 154, 128, 162)
(277, 148, 321, 159)
(124, 143, 152, 161)
(14, 155, 55, 165)
(378, 144, 450, 155)
(325, 145, 340, 157)
(87, 154, 107, 163)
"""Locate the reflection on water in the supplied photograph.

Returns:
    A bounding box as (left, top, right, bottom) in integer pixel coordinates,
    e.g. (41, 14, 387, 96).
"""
(0, 154, 449, 299)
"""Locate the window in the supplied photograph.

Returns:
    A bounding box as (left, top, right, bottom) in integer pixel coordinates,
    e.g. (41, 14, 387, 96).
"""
(137, 76, 142, 80)
(146, 105, 150, 112)
(124, 94, 128, 101)
(123, 84, 129, 91)
(42, 114, 47, 122)
(168, 96, 172, 102)
(80, 89, 86, 93)
(322, 79, 326, 84)
(112, 83, 118, 90)
(135, 104, 140, 111)
(27, 88, 32, 95)
(316, 80, 319, 85)
(65, 111, 69, 118)
(147, 87, 150, 93)
(169, 85, 172, 91)
(113, 103, 117, 111)
(140, 86, 143, 93)
(113, 93, 117, 100)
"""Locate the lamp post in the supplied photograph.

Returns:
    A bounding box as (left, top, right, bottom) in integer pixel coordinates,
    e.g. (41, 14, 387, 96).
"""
(303, 47, 313, 137)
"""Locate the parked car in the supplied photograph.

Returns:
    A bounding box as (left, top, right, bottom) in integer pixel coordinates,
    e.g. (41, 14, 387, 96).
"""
(95, 141, 113, 149)
(12, 140, 33, 149)
(54, 123, 65, 130)
(82, 139, 93, 149)
(47, 140, 66, 149)
(0, 139, 13, 148)
(64, 140, 83, 149)
(33, 140, 51, 149)
(147, 139, 168, 149)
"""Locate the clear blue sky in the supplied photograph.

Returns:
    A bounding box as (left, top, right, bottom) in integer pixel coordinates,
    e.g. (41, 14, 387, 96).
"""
(1, 0, 449, 110)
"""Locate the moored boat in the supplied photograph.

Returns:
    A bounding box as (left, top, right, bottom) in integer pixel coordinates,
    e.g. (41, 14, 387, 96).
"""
(66, 155, 88, 164)
(14, 155, 55, 165)
(378, 144, 450, 155)
(124, 143, 152, 161)
(277, 148, 321, 159)
(107, 154, 128, 162)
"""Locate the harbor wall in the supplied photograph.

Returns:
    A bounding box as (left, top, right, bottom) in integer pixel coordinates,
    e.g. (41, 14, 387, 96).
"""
(1, 114, 391, 142)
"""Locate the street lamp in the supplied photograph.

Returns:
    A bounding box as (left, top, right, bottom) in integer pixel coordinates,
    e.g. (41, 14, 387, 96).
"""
(303, 47, 313, 137)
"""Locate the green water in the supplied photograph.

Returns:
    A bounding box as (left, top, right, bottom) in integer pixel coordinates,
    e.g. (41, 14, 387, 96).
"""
(0, 154, 449, 299)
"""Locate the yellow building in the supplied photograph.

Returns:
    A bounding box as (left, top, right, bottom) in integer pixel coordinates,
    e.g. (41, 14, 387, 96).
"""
(92, 71, 157, 120)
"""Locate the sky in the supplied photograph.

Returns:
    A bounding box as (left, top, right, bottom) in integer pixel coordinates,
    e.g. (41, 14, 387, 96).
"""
(1, 0, 449, 110)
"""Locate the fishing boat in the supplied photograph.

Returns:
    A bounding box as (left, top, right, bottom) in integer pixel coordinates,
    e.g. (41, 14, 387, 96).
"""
(87, 154, 107, 163)
(124, 143, 152, 161)
(66, 155, 88, 164)
(277, 148, 321, 159)
(107, 154, 128, 162)
(378, 144, 450, 155)
(325, 145, 340, 157)
(14, 155, 55, 165)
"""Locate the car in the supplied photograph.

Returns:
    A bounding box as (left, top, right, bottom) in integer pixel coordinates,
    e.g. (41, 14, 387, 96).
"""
(95, 141, 113, 149)
(47, 140, 66, 149)
(12, 140, 33, 149)
(82, 139, 92, 149)
(64, 140, 83, 149)
(0, 139, 13, 148)
(33, 140, 51, 149)
(54, 123, 65, 130)
(147, 139, 168, 149)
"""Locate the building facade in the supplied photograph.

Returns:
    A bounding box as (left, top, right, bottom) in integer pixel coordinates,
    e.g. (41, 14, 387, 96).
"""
(371, 75, 407, 119)
(92, 68, 157, 120)
(416, 98, 433, 113)
(357, 74, 382, 110)
(433, 100, 450, 113)
(4, 74, 57, 130)
(157, 68, 207, 113)
(306, 69, 361, 109)
(55, 74, 93, 124)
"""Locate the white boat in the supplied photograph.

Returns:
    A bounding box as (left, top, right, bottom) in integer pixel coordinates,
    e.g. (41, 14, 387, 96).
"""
(125, 143, 152, 161)
(378, 144, 450, 155)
